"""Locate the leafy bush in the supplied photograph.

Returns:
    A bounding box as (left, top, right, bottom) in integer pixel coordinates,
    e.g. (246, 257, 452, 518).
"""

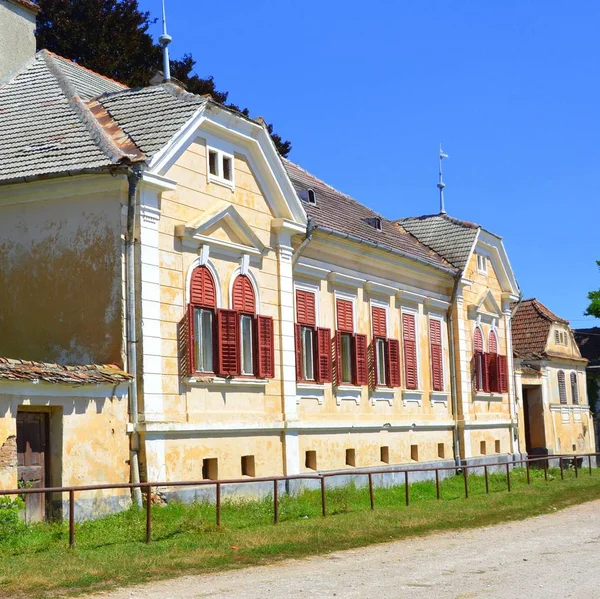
(0, 496, 25, 532)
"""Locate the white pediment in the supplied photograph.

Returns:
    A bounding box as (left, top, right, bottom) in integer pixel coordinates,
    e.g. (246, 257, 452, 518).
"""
(468, 289, 502, 321)
(175, 201, 267, 256)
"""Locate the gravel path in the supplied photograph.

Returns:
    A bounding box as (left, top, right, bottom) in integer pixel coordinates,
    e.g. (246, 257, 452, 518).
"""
(91, 500, 600, 599)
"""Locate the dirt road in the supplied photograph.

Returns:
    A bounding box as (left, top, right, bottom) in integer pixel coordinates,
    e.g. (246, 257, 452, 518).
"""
(92, 500, 600, 599)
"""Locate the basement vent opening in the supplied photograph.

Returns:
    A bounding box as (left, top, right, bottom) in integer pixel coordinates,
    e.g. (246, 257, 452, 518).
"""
(480, 441, 487, 455)
(202, 458, 218, 480)
(241, 455, 256, 477)
(438, 443, 445, 459)
(411, 444, 419, 462)
(305, 450, 317, 471)
(380, 446, 390, 464)
(495, 440, 501, 454)
(345, 448, 356, 467)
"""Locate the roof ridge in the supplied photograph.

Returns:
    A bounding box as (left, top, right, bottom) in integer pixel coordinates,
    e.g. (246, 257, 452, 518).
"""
(42, 51, 140, 164)
(283, 158, 386, 219)
(45, 50, 128, 90)
(398, 213, 481, 230)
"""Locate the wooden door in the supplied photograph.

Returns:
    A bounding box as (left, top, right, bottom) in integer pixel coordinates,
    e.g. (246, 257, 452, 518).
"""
(17, 412, 49, 522)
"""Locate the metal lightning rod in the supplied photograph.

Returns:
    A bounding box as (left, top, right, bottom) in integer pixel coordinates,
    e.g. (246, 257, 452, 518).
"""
(437, 145, 449, 214)
(159, 0, 173, 82)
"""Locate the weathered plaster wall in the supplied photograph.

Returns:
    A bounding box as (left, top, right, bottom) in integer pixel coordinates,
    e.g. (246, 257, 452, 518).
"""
(0, 386, 131, 515)
(0, 1, 36, 79)
(0, 190, 125, 365)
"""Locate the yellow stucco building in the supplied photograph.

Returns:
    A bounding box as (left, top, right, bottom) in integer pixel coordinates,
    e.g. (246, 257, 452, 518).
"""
(0, 36, 594, 520)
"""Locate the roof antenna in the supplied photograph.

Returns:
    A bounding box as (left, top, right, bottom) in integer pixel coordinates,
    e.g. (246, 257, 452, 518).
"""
(159, 0, 172, 82)
(437, 144, 449, 214)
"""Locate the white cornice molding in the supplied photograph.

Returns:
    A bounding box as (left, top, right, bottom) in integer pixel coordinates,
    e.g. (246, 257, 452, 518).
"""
(294, 261, 330, 280)
(328, 272, 367, 288)
(0, 380, 130, 398)
(364, 280, 398, 296)
(396, 290, 426, 304)
(271, 218, 306, 235)
(140, 172, 177, 192)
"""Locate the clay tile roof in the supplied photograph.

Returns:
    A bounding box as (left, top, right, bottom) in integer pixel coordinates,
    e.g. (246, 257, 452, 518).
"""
(282, 160, 455, 273)
(512, 298, 569, 358)
(7, 0, 40, 13)
(0, 358, 132, 385)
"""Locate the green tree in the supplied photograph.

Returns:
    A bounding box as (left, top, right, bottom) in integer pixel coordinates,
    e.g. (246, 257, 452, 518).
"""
(35, 0, 291, 156)
(585, 260, 600, 318)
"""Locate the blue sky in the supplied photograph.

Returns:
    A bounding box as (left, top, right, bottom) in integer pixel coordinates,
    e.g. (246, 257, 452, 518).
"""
(140, 0, 600, 327)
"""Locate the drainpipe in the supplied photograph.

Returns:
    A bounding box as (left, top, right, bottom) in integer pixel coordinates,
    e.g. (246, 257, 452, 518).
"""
(126, 165, 144, 508)
(509, 292, 524, 457)
(292, 217, 314, 265)
(448, 272, 463, 467)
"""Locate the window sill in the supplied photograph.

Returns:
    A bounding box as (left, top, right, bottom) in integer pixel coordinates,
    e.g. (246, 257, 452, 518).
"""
(402, 389, 424, 407)
(185, 376, 267, 388)
(335, 385, 361, 406)
(473, 392, 503, 401)
(296, 382, 326, 391)
(430, 392, 449, 407)
(207, 174, 235, 191)
(371, 387, 395, 406)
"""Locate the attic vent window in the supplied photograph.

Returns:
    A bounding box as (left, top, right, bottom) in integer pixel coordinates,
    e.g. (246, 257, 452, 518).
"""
(307, 189, 316, 204)
(207, 146, 235, 188)
(476, 254, 488, 274)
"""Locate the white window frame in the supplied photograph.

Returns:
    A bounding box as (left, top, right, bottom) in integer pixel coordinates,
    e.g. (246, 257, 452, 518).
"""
(476, 253, 488, 275)
(294, 281, 321, 384)
(207, 146, 235, 189)
(239, 313, 254, 376)
(428, 313, 447, 392)
(334, 290, 358, 333)
(194, 307, 215, 374)
(370, 298, 390, 389)
(400, 306, 421, 390)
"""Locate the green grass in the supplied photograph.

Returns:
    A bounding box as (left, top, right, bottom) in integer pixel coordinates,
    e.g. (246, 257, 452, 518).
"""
(0, 467, 599, 599)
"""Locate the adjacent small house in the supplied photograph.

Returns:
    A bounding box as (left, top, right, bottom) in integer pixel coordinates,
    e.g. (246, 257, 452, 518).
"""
(512, 299, 595, 456)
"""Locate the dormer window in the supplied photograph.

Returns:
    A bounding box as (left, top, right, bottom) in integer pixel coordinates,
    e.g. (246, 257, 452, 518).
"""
(555, 330, 568, 346)
(476, 254, 488, 274)
(365, 217, 382, 231)
(207, 147, 234, 188)
(307, 189, 316, 205)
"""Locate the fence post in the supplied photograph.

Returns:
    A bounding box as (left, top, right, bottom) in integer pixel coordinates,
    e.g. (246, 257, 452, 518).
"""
(368, 473, 374, 510)
(544, 458, 548, 481)
(574, 456, 578, 479)
(589, 455, 593, 476)
(69, 489, 75, 548)
(484, 465, 489, 494)
(216, 482, 222, 526)
(404, 471, 409, 506)
(506, 462, 511, 492)
(145, 485, 152, 544)
(320, 477, 327, 517)
(463, 466, 469, 499)
(435, 468, 441, 500)
(273, 480, 279, 524)
(560, 458, 564, 480)
(526, 460, 531, 485)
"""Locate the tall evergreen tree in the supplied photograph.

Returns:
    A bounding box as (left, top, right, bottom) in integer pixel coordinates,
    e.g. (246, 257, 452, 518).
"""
(36, 0, 291, 156)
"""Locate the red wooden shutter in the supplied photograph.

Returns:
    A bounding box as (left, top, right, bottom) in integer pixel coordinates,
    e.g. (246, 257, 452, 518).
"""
(190, 266, 216, 307)
(353, 333, 368, 385)
(296, 290, 316, 326)
(232, 275, 256, 313)
(474, 327, 484, 352)
(336, 299, 354, 333)
(316, 327, 332, 383)
(489, 330, 498, 354)
(429, 319, 443, 392)
(387, 339, 401, 387)
(187, 304, 196, 375)
(334, 331, 343, 386)
(488, 353, 498, 392)
(256, 315, 274, 379)
(483, 352, 492, 393)
(294, 323, 303, 381)
(403, 313, 418, 390)
(372, 307, 387, 338)
(217, 309, 239, 376)
(498, 355, 508, 393)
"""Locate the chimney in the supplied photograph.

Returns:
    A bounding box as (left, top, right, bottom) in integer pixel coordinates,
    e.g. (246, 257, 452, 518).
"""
(0, 0, 39, 79)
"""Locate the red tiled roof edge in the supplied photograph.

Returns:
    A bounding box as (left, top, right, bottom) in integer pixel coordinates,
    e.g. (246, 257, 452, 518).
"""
(8, 0, 40, 13)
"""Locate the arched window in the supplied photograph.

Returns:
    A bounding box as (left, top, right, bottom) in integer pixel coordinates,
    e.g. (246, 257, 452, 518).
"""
(558, 370, 567, 404)
(189, 266, 217, 373)
(570, 372, 579, 405)
(232, 275, 257, 375)
(473, 327, 485, 391)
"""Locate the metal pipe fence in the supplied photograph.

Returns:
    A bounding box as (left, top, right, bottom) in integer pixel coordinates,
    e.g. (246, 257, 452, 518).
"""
(1, 452, 597, 548)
